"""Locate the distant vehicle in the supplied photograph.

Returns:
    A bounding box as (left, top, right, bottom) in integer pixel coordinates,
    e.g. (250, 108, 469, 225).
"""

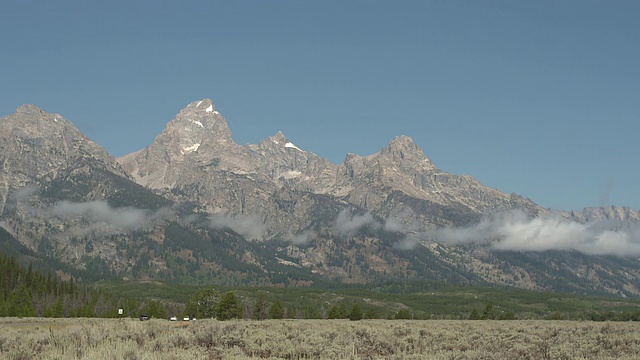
(183, 317, 190, 321)
(170, 316, 177, 321)
(139, 315, 149, 321)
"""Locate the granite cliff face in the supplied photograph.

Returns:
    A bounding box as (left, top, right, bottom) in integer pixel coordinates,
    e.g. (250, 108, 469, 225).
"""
(2, 100, 640, 296)
(117, 99, 544, 238)
(0, 104, 128, 210)
(118, 99, 341, 239)
(0, 105, 174, 272)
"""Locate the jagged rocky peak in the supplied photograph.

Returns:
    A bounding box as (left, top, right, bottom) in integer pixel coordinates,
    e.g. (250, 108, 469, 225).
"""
(178, 98, 217, 116)
(260, 131, 305, 152)
(5, 104, 70, 135)
(571, 206, 640, 223)
(1, 104, 111, 159)
(382, 135, 429, 161)
(348, 135, 438, 176)
(155, 99, 236, 156)
(15, 103, 53, 116)
(117, 98, 248, 189)
(0, 103, 129, 188)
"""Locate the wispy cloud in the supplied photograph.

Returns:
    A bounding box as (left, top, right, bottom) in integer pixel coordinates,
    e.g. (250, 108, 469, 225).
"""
(434, 210, 640, 257)
(393, 233, 420, 250)
(13, 186, 39, 200)
(48, 200, 174, 230)
(288, 229, 317, 245)
(209, 214, 267, 240)
(335, 209, 381, 235)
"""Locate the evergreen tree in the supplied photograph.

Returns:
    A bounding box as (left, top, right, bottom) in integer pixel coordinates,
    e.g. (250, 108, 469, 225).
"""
(52, 297, 64, 317)
(327, 305, 341, 319)
(499, 311, 517, 320)
(142, 300, 167, 319)
(252, 291, 268, 320)
(269, 300, 285, 319)
(216, 291, 240, 320)
(364, 307, 379, 319)
(395, 309, 412, 320)
(348, 303, 363, 321)
(469, 309, 480, 320)
(184, 288, 219, 319)
(482, 303, 495, 320)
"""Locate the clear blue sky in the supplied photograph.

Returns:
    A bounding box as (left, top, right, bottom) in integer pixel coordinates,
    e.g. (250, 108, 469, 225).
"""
(1, 1, 638, 211)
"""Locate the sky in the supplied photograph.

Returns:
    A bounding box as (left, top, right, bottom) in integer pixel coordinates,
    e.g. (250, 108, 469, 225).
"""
(1, 1, 638, 212)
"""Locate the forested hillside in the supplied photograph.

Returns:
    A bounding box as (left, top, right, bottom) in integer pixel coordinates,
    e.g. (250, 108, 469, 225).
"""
(0, 252, 173, 318)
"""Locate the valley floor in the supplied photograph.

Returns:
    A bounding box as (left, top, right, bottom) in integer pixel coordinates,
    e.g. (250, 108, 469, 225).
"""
(0, 317, 639, 359)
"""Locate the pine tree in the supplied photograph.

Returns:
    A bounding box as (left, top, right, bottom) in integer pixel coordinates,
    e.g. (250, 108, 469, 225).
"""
(364, 307, 379, 319)
(348, 303, 363, 321)
(482, 303, 495, 320)
(252, 291, 268, 320)
(469, 309, 480, 320)
(185, 288, 219, 319)
(395, 309, 412, 320)
(269, 300, 285, 319)
(216, 291, 240, 320)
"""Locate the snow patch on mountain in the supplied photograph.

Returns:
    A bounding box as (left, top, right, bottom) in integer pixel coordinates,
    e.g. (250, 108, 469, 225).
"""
(282, 170, 302, 179)
(183, 143, 200, 153)
(285, 142, 302, 152)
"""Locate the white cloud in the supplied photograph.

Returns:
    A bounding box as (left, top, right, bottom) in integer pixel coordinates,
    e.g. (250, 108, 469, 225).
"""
(335, 209, 381, 235)
(13, 186, 39, 200)
(48, 200, 173, 230)
(434, 210, 640, 257)
(209, 214, 267, 241)
(289, 229, 317, 245)
(393, 233, 420, 250)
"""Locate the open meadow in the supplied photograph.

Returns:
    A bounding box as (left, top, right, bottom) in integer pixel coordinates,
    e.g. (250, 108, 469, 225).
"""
(1, 318, 640, 359)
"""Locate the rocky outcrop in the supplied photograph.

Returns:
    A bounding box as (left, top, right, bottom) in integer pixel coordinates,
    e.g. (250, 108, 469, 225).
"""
(3, 99, 640, 296)
(0, 104, 129, 214)
(117, 100, 545, 237)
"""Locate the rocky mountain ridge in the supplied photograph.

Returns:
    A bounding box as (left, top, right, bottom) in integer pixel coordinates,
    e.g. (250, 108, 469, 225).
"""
(117, 99, 545, 239)
(2, 100, 640, 297)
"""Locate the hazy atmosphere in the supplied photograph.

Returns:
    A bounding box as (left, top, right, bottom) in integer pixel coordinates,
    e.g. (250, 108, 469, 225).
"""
(1, 1, 638, 211)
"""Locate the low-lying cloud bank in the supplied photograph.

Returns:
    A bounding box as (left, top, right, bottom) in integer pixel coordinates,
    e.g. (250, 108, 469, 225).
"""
(434, 210, 640, 257)
(335, 209, 381, 235)
(334, 209, 412, 236)
(209, 214, 267, 241)
(49, 200, 174, 230)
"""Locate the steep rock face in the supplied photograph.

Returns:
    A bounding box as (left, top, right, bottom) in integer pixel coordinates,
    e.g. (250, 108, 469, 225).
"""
(3, 100, 640, 296)
(0, 105, 175, 272)
(335, 135, 543, 229)
(118, 99, 244, 189)
(118, 100, 344, 239)
(119, 101, 546, 239)
(0, 105, 129, 214)
(247, 131, 338, 193)
(568, 206, 640, 223)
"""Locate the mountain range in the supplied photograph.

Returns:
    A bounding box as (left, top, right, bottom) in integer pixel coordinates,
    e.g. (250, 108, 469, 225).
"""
(2, 99, 640, 296)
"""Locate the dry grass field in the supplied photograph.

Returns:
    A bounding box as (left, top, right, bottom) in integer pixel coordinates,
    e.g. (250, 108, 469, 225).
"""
(1, 318, 639, 359)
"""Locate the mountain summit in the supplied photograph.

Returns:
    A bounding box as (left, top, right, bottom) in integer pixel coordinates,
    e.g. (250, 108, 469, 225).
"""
(2, 99, 640, 296)
(117, 99, 543, 238)
(118, 99, 243, 188)
(0, 104, 128, 210)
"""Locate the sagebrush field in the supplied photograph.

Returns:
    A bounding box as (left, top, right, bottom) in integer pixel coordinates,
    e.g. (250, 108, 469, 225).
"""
(1, 318, 639, 359)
